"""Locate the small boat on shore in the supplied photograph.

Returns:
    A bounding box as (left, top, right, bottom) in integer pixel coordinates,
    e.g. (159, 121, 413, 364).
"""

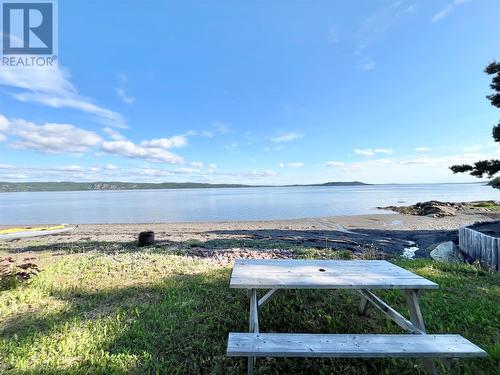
(0, 225, 78, 241)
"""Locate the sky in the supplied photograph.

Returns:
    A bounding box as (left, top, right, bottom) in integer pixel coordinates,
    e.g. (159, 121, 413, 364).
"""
(0, 0, 499, 185)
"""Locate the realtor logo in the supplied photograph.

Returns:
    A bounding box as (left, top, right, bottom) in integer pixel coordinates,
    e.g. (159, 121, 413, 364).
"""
(1, 0, 57, 67)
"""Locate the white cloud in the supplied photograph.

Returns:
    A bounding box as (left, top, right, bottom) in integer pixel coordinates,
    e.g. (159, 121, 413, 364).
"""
(354, 149, 375, 156)
(270, 132, 302, 143)
(136, 168, 170, 177)
(414, 147, 430, 152)
(105, 164, 118, 170)
(4, 173, 28, 179)
(374, 148, 394, 154)
(13, 92, 126, 128)
(140, 135, 187, 149)
(401, 153, 482, 166)
(243, 169, 277, 177)
(189, 122, 230, 139)
(9, 119, 102, 154)
(189, 161, 204, 169)
(0, 163, 122, 182)
(118, 74, 128, 83)
(431, 0, 469, 23)
(0, 115, 9, 141)
(209, 163, 217, 169)
(201, 130, 214, 138)
(354, 2, 422, 72)
(460, 142, 498, 152)
(213, 121, 230, 134)
(354, 148, 394, 156)
(225, 141, 238, 151)
(101, 140, 184, 164)
(431, 4, 453, 22)
(278, 162, 304, 168)
(102, 127, 125, 140)
(0, 65, 73, 94)
(327, 27, 339, 43)
(0, 66, 126, 128)
(53, 165, 86, 172)
(341, 158, 395, 172)
(0, 115, 9, 132)
(116, 88, 135, 104)
(173, 167, 201, 174)
(357, 58, 376, 71)
(1, 112, 193, 164)
(264, 145, 285, 152)
(323, 161, 345, 167)
(405, 4, 416, 13)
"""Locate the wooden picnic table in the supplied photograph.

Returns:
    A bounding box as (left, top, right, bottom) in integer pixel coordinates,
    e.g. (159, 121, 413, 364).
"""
(226, 259, 486, 374)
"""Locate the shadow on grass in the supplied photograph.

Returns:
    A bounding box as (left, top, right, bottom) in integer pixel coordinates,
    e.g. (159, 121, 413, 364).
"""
(3, 227, 460, 259)
(206, 228, 459, 257)
(0, 269, 410, 375)
(1, 259, 498, 374)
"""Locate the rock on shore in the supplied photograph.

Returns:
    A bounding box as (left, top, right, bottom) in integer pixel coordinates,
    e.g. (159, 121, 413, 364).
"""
(378, 200, 499, 218)
(379, 201, 464, 217)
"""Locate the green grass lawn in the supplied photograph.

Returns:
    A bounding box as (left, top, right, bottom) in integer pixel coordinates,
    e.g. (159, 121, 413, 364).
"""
(0, 242, 499, 374)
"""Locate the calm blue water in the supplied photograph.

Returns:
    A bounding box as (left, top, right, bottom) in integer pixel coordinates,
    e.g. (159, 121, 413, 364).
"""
(0, 183, 498, 224)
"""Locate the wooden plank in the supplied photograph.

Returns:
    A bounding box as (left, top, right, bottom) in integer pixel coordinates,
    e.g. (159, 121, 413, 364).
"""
(233, 259, 420, 270)
(357, 290, 424, 334)
(357, 295, 369, 315)
(232, 269, 434, 278)
(236, 259, 391, 265)
(258, 288, 279, 310)
(405, 290, 426, 331)
(249, 289, 259, 333)
(405, 289, 436, 374)
(247, 289, 258, 375)
(230, 259, 438, 289)
(227, 333, 487, 358)
(232, 262, 412, 276)
(230, 276, 437, 289)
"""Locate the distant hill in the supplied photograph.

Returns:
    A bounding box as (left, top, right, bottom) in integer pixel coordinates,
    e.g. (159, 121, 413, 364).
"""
(0, 181, 370, 192)
(0, 181, 250, 192)
(292, 181, 369, 187)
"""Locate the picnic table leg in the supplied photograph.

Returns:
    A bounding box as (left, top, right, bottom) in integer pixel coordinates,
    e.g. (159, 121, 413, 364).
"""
(357, 295, 369, 315)
(248, 289, 259, 375)
(405, 290, 437, 375)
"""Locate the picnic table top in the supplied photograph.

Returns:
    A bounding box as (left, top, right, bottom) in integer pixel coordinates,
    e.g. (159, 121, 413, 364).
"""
(230, 259, 438, 290)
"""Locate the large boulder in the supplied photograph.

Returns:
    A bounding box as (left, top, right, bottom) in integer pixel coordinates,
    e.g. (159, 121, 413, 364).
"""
(430, 241, 463, 263)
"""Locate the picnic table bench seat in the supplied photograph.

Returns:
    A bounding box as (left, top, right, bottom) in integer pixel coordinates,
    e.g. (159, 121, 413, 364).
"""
(227, 333, 487, 358)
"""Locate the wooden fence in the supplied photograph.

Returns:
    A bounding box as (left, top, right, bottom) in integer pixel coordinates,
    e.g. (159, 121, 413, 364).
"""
(459, 223, 500, 272)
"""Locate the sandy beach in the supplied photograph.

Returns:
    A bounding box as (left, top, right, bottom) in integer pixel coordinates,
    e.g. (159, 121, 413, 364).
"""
(2, 211, 498, 258)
